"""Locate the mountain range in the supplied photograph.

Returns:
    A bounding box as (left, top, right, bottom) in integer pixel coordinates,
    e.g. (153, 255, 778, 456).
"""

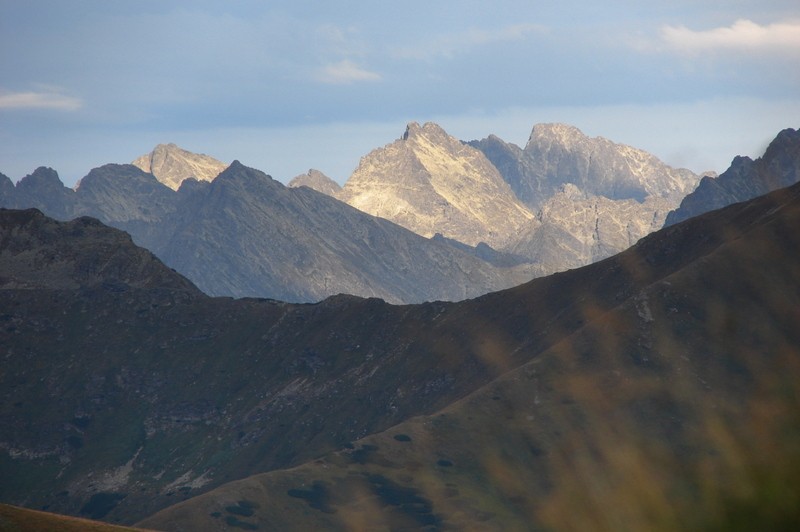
(298, 122, 702, 271)
(2, 169, 800, 529)
(3, 126, 799, 309)
(0, 121, 705, 305)
(0, 161, 541, 303)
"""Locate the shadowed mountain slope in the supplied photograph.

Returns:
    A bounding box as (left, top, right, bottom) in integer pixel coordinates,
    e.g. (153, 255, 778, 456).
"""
(0, 208, 199, 292)
(0, 209, 563, 524)
(665, 127, 800, 226)
(141, 181, 800, 531)
(4, 179, 800, 528)
(153, 161, 539, 303)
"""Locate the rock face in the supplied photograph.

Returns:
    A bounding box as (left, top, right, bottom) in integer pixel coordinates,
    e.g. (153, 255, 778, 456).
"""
(471, 123, 699, 209)
(469, 123, 700, 266)
(152, 161, 540, 303)
(333, 121, 699, 275)
(338, 122, 535, 248)
(5, 166, 76, 220)
(0, 163, 541, 303)
(508, 184, 672, 271)
(288, 168, 342, 196)
(132, 143, 227, 190)
(665, 128, 800, 226)
(75, 164, 177, 223)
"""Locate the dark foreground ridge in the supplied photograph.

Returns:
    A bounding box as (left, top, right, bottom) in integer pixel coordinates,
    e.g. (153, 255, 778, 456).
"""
(144, 181, 800, 531)
(2, 181, 800, 529)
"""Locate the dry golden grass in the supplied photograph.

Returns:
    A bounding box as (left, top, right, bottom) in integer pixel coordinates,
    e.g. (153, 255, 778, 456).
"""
(0, 503, 154, 532)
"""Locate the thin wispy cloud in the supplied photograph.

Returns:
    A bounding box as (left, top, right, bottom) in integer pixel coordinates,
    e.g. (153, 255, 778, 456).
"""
(393, 23, 547, 60)
(660, 19, 800, 54)
(313, 60, 382, 85)
(0, 88, 82, 111)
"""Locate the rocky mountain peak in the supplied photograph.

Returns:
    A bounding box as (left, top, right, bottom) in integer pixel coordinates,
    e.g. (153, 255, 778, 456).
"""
(665, 128, 800, 226)
(16, 167, 63, 190)
(769, 127, 800, 149)
(402, 121, 420, 139)
(10, 167, 76, 220)
(526, 122, 586, 148)
(402, 121, 449, 141)
(71, 164, 176, 225)
(75, 163, 166, 195)
(132, 143, 227, 191)
(519, 122, 700, 204)
(288, 169, 342, 196)
(214, 160, 275, 184)
(339, 122, 534, 248)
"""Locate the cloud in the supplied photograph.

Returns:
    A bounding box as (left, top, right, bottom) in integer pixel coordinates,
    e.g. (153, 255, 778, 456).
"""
(660, 19, 800, 54)
(393, 23, 547, 60)
(313, 60, 382, 85)
(0, 88, 82, 111)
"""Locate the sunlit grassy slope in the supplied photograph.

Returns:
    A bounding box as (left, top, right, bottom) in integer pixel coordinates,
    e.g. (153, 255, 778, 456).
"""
(0, 503, 151, 532)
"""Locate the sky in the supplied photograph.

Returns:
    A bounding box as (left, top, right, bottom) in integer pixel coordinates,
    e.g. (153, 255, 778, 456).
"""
(1, 1, 799, 187)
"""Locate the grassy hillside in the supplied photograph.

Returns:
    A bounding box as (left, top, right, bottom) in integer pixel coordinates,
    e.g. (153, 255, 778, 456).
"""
(141, 184, 800, 531)
(0, 503, 152, 532)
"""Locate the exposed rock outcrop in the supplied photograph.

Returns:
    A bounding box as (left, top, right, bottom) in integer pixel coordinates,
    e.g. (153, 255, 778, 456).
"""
(339, 122, 535, 248)
(471, 123, 699, 209)
(469, 123, 700, 266)
(508, 184, 672, 270)
(288, 168, 342, 196)
(132, 143, 227, 190)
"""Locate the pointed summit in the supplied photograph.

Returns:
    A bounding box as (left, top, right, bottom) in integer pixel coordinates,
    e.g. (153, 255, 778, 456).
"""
(525, 122, 586, 149)
(402, 121, 420, 140)
(12, 167, 75, 220)
(401, 121, 450, 142)
(288, 169, 342, 197)
(339, 122, 534, 248)
(132, 143, 227, 190)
